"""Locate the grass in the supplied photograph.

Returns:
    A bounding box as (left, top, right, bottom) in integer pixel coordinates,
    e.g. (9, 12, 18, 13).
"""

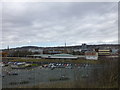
(10, 58, 99, 64)
(31, 63, 39, 66)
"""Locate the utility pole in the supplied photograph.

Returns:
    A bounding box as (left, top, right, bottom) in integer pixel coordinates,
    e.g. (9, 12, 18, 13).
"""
(7, 45, 9, 50)
(7, 45, 9, 57)
(65, 41, 66, 48)
(64, 41, 67, 54)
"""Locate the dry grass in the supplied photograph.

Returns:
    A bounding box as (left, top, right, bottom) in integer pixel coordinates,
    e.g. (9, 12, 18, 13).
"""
(10, 58, 99, 64)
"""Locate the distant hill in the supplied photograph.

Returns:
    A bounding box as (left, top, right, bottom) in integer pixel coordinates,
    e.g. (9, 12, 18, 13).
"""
(2, 44, 120, 51)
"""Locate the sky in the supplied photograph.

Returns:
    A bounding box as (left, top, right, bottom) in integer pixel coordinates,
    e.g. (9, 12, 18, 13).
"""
(1, 2, 118, 49)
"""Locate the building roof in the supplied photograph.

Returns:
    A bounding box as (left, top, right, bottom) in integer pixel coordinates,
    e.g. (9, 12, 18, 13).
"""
(85, 51, 98, 56)
(27, 54, 75, 57)
(53, 54, 74, 56)
(98, 50, 111, 51)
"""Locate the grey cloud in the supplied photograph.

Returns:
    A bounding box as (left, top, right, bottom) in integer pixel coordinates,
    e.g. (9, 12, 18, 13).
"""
(2, 2, 118, 48)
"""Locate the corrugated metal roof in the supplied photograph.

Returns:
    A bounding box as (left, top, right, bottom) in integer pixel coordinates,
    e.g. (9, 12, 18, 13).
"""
(27, 54, 75, 57)
(54, 54, 74, 56)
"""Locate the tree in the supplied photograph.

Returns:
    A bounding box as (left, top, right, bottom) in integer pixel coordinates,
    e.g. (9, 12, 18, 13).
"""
(12, 50, 33, 57)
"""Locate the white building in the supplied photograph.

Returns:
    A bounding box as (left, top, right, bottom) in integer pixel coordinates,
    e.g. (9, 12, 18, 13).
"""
(28, 48, 43, 54)
(73, 48, 81, 52)
(85, 51, 98, 60)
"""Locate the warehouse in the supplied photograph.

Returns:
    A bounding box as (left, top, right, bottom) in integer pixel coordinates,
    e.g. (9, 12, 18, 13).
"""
(85, 51, 98, 60)
(27, 54, 78, 60)
(98, 49, 112, 56)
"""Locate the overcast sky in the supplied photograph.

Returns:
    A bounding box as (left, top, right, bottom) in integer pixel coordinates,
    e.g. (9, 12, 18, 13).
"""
(2, 2, 118, 49)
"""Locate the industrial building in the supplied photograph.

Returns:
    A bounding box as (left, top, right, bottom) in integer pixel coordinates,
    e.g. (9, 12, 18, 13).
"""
(98, 49, 112, 56)
(85, 51, 98, 60)
(27, 54, 79, 60)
